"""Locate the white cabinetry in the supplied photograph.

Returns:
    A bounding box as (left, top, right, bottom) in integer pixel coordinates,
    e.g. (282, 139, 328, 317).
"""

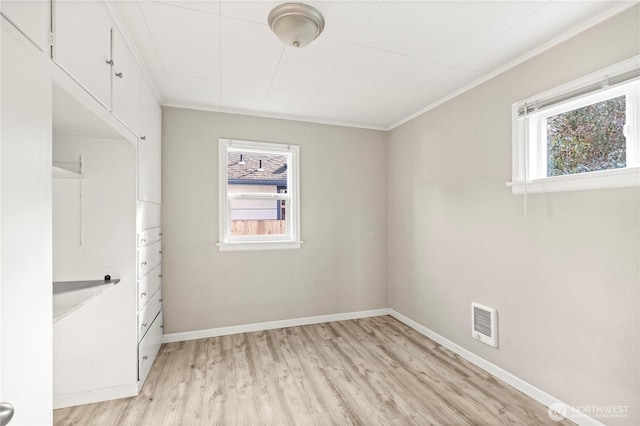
(138, 239, 162, 279)
(139, 80, 162, 203)
(3, 0, 165, 402)
(111, 28, 140, 134)
(1, 20, 54, 425)
(52, 0, 112, 108)
(139, 311, 163, 386)
(137, 202, 163, 387)
(0, 0, 51, 51)
(51, 132, 138, 409)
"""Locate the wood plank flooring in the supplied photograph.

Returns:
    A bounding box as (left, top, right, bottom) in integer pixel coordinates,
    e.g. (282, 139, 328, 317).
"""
(54, 315, 572, 425)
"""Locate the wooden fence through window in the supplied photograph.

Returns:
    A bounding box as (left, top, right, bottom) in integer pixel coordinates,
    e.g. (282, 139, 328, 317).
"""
(231, 220, 286, 236)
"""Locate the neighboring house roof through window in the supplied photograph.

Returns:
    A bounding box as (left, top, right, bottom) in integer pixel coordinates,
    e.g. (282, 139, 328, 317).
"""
(227, 152, 287, 185)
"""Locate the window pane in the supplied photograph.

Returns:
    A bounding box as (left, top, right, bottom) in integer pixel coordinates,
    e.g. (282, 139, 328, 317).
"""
(227, 151, 288, 237)
(227, 152, 288, 182)
(546, 95, 626, 176)
(230, 199, 287, 236)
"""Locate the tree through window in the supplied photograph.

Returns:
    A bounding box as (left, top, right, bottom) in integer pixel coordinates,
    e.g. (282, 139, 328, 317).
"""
(547, 95, 626, 176)
(510, 56, 639, 194)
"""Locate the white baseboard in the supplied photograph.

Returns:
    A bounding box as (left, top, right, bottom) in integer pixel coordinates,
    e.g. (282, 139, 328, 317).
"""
(53, 383, 138, 409)
(388, 309, 603, 426)
(162, 308, 391, 344)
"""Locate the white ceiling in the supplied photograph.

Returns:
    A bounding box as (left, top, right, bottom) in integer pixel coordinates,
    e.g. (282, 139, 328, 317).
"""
(114, 0, 633, 130)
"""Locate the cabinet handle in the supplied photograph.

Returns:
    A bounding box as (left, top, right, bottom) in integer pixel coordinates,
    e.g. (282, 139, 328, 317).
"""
(143, 355, 148, 360)
(159, 232, 163, 236)
(159, 250, 163, 254)
(141, 261, 147, 266)
(159, 298, 163, 302)
(141, 292, 147, 297)
(140, 135, 147, 141)
(159, 274, 163, 278)
(142, 323, 148, 327)
(106, 59, 114, 66)
(160, 325, 164, 329)
(115, 72, 123, 79)
(140, 238, 147, 244)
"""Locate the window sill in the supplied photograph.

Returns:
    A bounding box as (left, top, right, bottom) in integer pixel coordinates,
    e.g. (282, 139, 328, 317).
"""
(507, 167, 640, 194)
(217, 240, 303, 252)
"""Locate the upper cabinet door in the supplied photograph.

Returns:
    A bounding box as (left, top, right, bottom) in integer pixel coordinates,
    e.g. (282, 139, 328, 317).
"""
(111, 28, 140, 134)
(52, 0, 111, 108)
(0, 0, 51, 52)
(138, 80, 162, 203)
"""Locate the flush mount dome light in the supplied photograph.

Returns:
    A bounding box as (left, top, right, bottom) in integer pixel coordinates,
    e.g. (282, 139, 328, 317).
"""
(268, 3, 325, 48)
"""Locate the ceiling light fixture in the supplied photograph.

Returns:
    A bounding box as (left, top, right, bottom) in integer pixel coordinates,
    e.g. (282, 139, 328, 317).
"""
(268, 3, 325, 48)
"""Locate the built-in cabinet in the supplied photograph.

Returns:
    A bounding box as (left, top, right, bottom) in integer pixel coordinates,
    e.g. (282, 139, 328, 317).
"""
(1, 16, 54, 425)
(139, 80, 162, 203)
(137, 202, 163, 385)
(52, 135, 138, 408)
(53, 0, 112, 108)
(53, 0, 143, 136)
(0, 0, 51, 52)
(2, 0, 163, 409)
(111, 27, 141, 133)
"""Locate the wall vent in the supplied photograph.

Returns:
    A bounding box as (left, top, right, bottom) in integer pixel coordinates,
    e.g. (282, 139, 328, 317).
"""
(472, 303, 498, 348)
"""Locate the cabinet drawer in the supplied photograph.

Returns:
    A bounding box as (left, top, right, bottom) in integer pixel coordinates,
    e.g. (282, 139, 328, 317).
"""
(139, 311, 162, 386)
(138, 264, 161, 311)
(138, 240, 161, 278)
(138, 226, 162, 247)
(138, 289, 162, 342)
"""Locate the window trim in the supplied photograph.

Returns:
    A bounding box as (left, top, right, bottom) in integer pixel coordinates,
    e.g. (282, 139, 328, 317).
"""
(218, 138, 301, 251)
(509, 56, 640, 194)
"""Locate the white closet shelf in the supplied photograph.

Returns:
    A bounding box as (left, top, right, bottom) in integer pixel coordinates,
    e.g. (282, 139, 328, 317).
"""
(53, 157, 83, 179)
(52, 165, 82, 178)
(53, 279, 120, 323)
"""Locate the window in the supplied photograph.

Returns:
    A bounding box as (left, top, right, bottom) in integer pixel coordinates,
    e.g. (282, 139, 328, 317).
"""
(509, 56, 640, 194)
(218, 138, 301, 251)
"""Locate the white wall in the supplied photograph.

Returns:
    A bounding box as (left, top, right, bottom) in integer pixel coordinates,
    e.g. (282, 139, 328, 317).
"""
(388, 6, 639, 425)
(162, 109, 388, 333)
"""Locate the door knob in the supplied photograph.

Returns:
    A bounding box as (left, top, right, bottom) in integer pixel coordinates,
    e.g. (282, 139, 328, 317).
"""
(0, 402, 14, 426)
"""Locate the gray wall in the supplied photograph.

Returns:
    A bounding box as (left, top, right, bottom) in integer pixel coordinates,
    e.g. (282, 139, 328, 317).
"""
(388, 6, 639, 425)
(162, 108, 388, 333)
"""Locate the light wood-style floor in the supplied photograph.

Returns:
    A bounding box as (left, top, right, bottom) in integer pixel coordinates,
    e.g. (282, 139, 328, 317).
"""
(54, 316, 571, 425)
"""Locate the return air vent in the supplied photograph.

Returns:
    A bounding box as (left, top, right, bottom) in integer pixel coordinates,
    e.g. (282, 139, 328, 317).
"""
(472, 303, 498, 348)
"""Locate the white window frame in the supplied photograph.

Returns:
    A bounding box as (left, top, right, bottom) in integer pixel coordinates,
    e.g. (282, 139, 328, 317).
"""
(509, 56, 640, 194)
(218, 138, 301, 251)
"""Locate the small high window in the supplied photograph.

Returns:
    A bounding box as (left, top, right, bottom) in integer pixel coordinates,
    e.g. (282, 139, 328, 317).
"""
(218, 138, 301, 251)
(510, 56, 639, 194)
